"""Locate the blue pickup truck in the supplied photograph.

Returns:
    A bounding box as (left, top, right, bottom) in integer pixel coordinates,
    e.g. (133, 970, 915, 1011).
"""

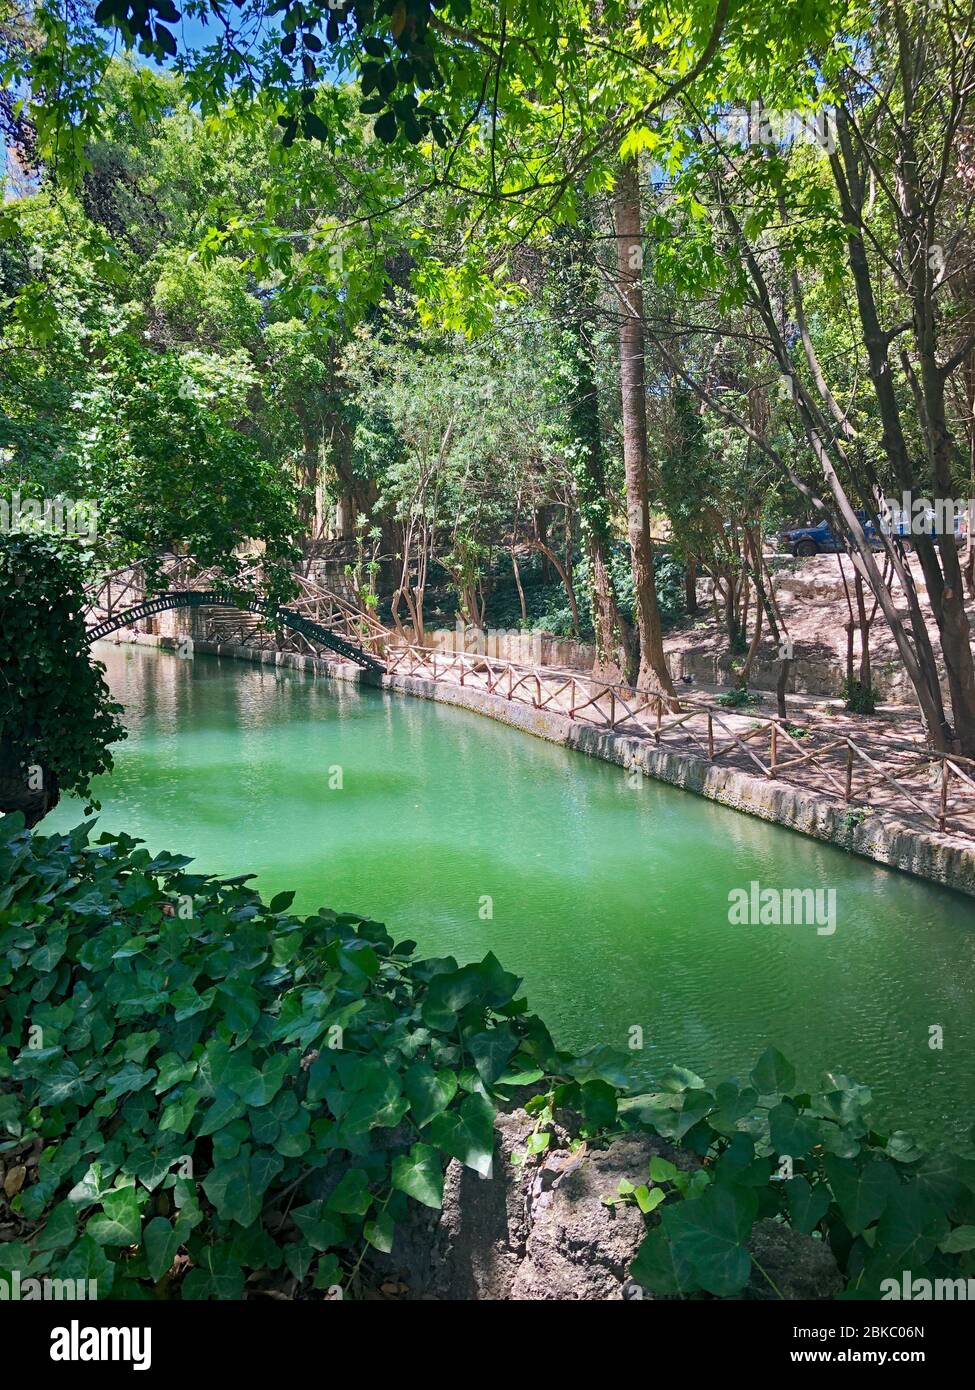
(779, 514, 881, 557)
(782, 507, 966, 556)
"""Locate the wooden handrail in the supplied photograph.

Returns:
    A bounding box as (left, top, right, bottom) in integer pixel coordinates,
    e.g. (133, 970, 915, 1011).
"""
(381, 640, 975, 840)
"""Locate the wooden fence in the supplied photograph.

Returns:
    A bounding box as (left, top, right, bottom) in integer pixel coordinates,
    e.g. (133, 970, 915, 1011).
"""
(385, 641, 975, 840)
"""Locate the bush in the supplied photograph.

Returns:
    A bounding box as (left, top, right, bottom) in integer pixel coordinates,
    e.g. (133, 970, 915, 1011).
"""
(0, 534, 124, 823)
(843, 679, 878, 715)
(716, 686, 761, 709)
(0, 815, 565, 1299)
(3, 818, 974, 1301)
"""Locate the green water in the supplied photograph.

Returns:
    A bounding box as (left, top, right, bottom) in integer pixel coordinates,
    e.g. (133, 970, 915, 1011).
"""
(48, 642, 975, 1145)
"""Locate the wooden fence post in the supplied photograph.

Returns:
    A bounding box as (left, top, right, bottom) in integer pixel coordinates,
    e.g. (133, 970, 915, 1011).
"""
(707, 712, 714, 759)
(845, 745, 854, 803)
(770, 722, 778, 776)
(940, 761, 950, 834)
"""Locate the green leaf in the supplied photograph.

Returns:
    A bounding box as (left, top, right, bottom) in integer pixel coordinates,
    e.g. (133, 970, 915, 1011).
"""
(197, 1086, 248, 1137)
(784, 1176, 831, 1234)
(227, 1054, 290, 1108)
(404, 1061, 457, 1128)
(823, 1156, 894, 1235)
(869, 1185, 949, 1275)
(87, 1187, 143, 1246)
(938, 1224, 975, 1254)
(579, 1079, 617, 1129)
(662, 1183, 758, 1296)
(468, 1028, 518, 1086)
(768, 1099, 818, 1158)
(326, 1168, 373, 1216)
(392, 1143, 444, 1210)
(291, 1201, 344, 1251)
(649, 1156, 680, 1184)
(426, 1092, 495, 1177)
(630, 1228, 696, 1295)
(364, 1210, 396, 1253)
(143, 1217, 181, 1281)
(202, 1150, 284, 1228)
(634, 1185, 664, 1215)
(750, 1047, 796, 1095)
(181, 1247, 244, 1300)
(284, 1242, 314, 1281)
(34, 1200, 77, 1252)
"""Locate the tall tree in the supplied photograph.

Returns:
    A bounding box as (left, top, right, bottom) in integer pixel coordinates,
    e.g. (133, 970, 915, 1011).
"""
(614, 158, 675, 697)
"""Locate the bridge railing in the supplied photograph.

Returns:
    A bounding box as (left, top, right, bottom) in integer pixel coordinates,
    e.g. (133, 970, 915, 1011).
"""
(84, 555, 391, 656)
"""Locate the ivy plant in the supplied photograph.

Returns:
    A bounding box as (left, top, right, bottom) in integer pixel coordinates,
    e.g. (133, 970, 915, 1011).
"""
(612, 1052, 975, 1299)
(0, 814, 559, 1298)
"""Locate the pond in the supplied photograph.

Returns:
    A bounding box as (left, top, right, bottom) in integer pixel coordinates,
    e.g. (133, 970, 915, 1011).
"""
(47, 641, 975, 1146)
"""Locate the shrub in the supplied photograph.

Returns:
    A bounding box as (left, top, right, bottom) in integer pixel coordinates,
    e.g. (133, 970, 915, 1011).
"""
(0, 534, 124, 824)
(843, 679, 878, 715)
(0, 815, 566, 1298)
(716, 686, 761, 709)
(614, 1052, 975, 1298)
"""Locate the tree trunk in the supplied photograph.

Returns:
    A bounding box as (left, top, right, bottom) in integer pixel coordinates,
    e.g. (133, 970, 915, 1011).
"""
(510, 546, 527, 625)
(563, 222, 633, 681)
(532, 540, 580, 636)
(613, 159, 675, 699)
(684, 560, 699, 615)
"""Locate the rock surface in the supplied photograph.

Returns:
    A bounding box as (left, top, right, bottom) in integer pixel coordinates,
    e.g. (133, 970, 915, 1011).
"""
(371, 1109, 841, 1301)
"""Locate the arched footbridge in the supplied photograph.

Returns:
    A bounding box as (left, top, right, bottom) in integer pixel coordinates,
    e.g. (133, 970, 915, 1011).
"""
(84, 557, 387, 674)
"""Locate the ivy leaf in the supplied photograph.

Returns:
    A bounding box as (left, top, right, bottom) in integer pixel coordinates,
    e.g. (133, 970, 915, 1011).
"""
(34, 1200, 77, 1252)
(291, 1201, 344, 1251)
(60, 1235, 116, 1296)
(580, 1079, 618, 1129)
(364, 1210, 396, 1253)
(783, 1175, 831, 1234)
(939, 1225, 975, 1254)
(392, 1143, 444, 1210)
(869, 1185, 950, 1275)
(823, 1155, 895, 1235)
(202, 1150, 284, 1228)
(181, 1247, 245, 1300)
(325, 1168, 373, 1216)
(143, 1217, 181, 1282)
(403, 1061, 457, 1127)
(768, 1099, 818, 1158)
(634, 1185, 664, 1215)
(630, 1228, 696, 1295)
(468, 1028, 518, 1086)
(197, 1085, 248, 1137)
(750, 1047, 796, 1095)
(662, 1183, 758, 1296)
(426, 1092, 495, 1177)
(87, 1187, 143, 1246)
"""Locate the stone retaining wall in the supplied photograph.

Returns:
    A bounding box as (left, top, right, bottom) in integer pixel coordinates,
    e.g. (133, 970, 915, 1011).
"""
(107, 633, 975, 899)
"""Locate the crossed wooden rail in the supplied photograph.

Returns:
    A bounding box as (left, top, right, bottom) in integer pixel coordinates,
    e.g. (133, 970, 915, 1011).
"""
(384, 641, 975, 840)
